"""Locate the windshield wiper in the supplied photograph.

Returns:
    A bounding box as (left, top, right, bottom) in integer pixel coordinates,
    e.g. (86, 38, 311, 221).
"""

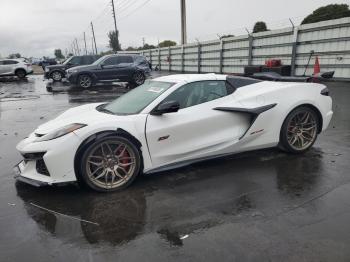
(97, 105, 114, 115)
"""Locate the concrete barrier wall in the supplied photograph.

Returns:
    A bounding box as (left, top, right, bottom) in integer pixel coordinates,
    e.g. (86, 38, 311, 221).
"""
(140, 17, 350, 78)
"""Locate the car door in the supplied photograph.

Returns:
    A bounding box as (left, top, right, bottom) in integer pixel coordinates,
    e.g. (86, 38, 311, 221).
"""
(1, 60, 17, 74)
(0, 61, 6, 75)
(145, 80, 251, 167)
(95, 56, 119, 80)
(114, 56, 134, 80)
(98, 56, 133, 81)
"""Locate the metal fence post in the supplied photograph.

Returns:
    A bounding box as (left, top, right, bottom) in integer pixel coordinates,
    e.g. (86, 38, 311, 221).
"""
(168, 47, 171, 72)
(197, 43, 201, 73)
(248, 35, 253, 66)
(158, 48, 161, 71)
(149, 50, 152, 69)
(219, 40, 224, 74)
(291, 26, 299, 76)
(181, 45, 185, 73)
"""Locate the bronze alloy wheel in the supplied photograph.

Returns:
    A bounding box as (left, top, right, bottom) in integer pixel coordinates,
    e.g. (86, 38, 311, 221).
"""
(80, 136, 141, 191)
(280, 106, 319, 153)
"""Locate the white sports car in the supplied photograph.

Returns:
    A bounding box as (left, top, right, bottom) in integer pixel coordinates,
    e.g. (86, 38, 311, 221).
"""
(15, 74, 333, 192)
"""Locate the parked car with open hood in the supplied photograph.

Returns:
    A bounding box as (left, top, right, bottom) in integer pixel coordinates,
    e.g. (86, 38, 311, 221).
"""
(44, 55, 100, 82)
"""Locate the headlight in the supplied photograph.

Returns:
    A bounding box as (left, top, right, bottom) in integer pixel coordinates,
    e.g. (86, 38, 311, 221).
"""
(45, 67, 49, 72)
(35, 123, 86, 142)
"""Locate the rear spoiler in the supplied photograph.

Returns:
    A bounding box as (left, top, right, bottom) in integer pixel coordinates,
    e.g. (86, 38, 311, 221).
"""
(250, 71, 334, 82)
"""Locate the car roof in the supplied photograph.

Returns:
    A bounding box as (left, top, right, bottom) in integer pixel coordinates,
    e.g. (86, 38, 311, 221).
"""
(0, 58, 22, 62)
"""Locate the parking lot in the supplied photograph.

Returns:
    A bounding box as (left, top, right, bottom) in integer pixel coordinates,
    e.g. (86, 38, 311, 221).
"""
(0, 75, 350, 261)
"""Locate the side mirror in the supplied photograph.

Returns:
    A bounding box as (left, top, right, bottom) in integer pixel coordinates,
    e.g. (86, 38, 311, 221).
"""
(151, 101, 180, 115)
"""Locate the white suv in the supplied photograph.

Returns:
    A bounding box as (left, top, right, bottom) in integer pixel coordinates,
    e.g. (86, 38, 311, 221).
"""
(0, 59, 33, 79)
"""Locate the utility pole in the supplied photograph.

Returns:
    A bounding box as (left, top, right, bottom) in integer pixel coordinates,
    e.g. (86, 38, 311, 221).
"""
(91, 22, 98, 54)
(83, 32, 87, 55)
(111, 0, 119, 51)
(180, 0, 187, 45)
(142, 37, 145, 47)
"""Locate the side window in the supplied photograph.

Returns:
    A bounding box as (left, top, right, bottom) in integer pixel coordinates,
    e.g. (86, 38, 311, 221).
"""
(4, 60, 18, 65)
(103, 57, 118, 66)
(118, 56, 133, 64)
(82, 56, 93, 65)
(135, 56, 147, 65)
(162, 81, 231, 109)
(0, 61, 4, 65)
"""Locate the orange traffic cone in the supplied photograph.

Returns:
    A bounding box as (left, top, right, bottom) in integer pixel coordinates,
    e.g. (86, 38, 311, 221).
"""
(313, 56, 320, 75)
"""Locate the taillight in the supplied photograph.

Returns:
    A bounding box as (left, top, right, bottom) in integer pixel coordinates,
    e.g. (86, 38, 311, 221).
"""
(321, 87, 330, 96)
(25, 63, 31, 66)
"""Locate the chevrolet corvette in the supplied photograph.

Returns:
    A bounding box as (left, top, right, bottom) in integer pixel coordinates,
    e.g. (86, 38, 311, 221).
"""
(15, 74, 333, 192)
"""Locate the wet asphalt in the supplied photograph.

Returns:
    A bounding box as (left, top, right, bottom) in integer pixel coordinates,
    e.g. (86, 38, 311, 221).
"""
(0, 74, 349, 262)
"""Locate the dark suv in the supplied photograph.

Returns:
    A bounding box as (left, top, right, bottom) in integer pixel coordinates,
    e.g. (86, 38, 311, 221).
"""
(66, 54, 151, 88)
(44, 55, 100, 81)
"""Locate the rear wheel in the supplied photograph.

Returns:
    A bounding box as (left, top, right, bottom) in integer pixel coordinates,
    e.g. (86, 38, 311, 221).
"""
(79, 136, 141, 192)
(279, 106, 319, 153)
(15, 69, 26, 79)
(132, 71, 145, 86)
(78, 74, 93, 88)
(51, 71, 63, 81)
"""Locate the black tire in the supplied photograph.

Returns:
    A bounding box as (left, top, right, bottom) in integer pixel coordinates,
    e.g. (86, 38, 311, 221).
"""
(132, 71, 145, 86)
(15, 69, 26, 79)
(78, 74, 93, 88)
(79, 136, 141, 192)
(279, 106, 319, 154)
(51, 71, 63, 82)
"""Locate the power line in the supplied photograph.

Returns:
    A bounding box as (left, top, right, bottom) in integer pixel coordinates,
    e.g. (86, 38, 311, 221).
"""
(119, 0, 152, 21)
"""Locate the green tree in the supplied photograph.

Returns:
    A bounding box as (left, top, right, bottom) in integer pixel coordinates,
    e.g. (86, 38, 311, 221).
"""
(125, 46, 137, 51)
(158, 40, 177, 48)
(301, 4, 350, 25)
(108, 30, 121, 52)
(253, 21, 269, 33)
(54, 49, 65, 59)
(8, 53, 21, 58)
(138, 43, 156, 50)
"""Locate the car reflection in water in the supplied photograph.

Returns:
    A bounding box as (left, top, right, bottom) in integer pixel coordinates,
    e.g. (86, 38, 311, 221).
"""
(15, 147, 324, 248)
(16, 183, 147, 246)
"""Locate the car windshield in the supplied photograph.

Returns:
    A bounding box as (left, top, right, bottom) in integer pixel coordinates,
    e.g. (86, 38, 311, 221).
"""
(92, 56, 106, 65)
(101, 80, 175, 115)
(63, 56, 73, 65)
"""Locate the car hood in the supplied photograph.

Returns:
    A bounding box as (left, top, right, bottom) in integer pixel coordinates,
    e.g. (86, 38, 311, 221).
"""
(46, 64, 66, 70)
(68, 64, 97, 71)
(34, 103, 115, 135)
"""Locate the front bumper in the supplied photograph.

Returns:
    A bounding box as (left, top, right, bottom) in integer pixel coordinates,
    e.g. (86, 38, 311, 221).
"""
(15, 132, 82, 186)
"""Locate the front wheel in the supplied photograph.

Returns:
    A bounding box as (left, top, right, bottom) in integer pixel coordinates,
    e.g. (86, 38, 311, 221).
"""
(78, 74, 93, 88)
(51, 71, 63, 82)
(15, 69, 26, 79)
(279, 106, 319, 153)
(79, 136, 141, 192)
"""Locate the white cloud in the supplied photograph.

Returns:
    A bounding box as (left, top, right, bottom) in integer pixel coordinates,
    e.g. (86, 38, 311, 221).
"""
(0, 0, 348, 58)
